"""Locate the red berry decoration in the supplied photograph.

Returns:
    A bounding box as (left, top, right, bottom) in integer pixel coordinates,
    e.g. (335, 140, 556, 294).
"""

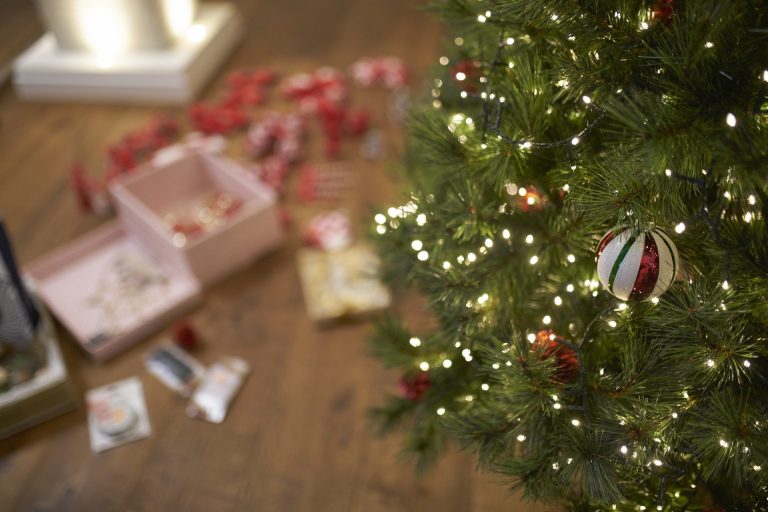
(652, 0, 675, 24)
(173, 321, 199, 351)
(532, 330, 579, 384)
(451, 59, 481, 93)
(399, 372, 430, 401)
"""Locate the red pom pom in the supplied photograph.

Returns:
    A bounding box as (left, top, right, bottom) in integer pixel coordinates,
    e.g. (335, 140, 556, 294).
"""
(399, 372, 430, 401)
(532, 330, 579, 384)
(173, 321, 199, 351)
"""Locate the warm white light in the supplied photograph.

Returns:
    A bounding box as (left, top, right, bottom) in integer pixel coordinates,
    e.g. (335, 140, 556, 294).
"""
(481, 383, 490, 391)
(416, 213, 427, 226)
(410, 337, 421, 347)
(719, 439, 729, 448)
(704, 41, 714, 48)
(443, 359, 452, 368)
(484, 238, 494, 248)
(411, 240, 423, 251)
(502, 229, 511, 239)
(608, 320, 617, 328)
(582, 95, 592, 104)
(674, 222, 686, 234)
(460, 91, 468, 98)
(467, 252, 477, 262)
(419, 361, 429, 371)
(566, 284, 574, 292)
(554, 296, 562, 306)
(374, 213, 386, 224)
(665, 169, 672, 177)
(163, 0, 197, 38)
(571, 419, 580, 427)
(417, 250, 429, 261)
(748, 194, 756, 205)
(620, 445, 628, 454)
(744, 360, 752, 367)
(505, 37, 515, 45)
(706, 358, 715, 367)
(640, 21, 649, 30)
(376, 225, 386, 235)
(653, 459, 662, 466)
(726, 113, 737, 127)
(527, 333, 536, 343)
(454, 37, 464, 46)
(651, 297, 659, 305)
(439, 56, 449, 65)
(525, 234, 534, 244)
(516, 434, 526, 442)
(437, 407, 446, 415)
(529, 255, 539, 265)
(566, 254, 575, 263)
(571, 137, 580, 145)
(722, 280, 730, 290)
(543, 315, 552, 325)
(477, 14, 487, 22)
(186, 23, 207, 43)
(442, 261, 451, 270)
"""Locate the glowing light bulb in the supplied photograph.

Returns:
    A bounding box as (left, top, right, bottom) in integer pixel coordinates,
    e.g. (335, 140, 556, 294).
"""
(484, 238, 494, 248)
(416, 213, 427, 226)
(442, 359, 452, 368)
(439, 56, 449, 65)
(620, 445, 628, 454)
(516, 434, 526, 442)
(665, 169, 672, 177)
(554, 296, 562, 306)
(419, 361, 429, 371)
(502, 229, 511, 239)
(566, 284, 574, 292)
(566, 254, 575, 263)
(543, 315, 552, 325)
(527, 333, 536, 343)
(442, 261, 451, 270)
(704, 41, 714, 48)
(409, 337, 421, 347)
(706, 359, 715, 367)
(411, 240, 423, 251)
(743, 360, 751, 367)
(525, 234, 534, 244)
(477, 14, 487, 22)
(505, 37, 515, 45)
(571, 419, 580, 427)
(437, 407, 446, 415)
(582, 95, 592, 104)
(417, 250, 429, 261)
(726, 113, 737, 127)
(376, 225, 386, 235)
(529, 255, 539, 265)
(653, 459, 662, 466)
(374, 213, 386, 224)
(571, 137, 580, 145)
(722, 280, 730, 290)
(467, 252, 477, 262)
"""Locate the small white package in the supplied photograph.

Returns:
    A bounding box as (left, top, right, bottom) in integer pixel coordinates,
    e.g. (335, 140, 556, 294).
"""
(186, 357, 249, 423)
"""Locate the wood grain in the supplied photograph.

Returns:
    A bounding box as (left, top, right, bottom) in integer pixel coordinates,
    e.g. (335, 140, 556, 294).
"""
(0, 1, 556, 511)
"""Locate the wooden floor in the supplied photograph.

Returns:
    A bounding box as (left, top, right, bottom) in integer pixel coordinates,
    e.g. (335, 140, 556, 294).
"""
(0, 1, 554, 511)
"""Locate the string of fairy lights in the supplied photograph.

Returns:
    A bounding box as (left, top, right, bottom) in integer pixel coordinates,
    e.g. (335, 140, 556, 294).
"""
(376, 4, 768, 510)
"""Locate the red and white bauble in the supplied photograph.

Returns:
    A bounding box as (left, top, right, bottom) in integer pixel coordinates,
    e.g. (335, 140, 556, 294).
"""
(596, 227, 678, 301)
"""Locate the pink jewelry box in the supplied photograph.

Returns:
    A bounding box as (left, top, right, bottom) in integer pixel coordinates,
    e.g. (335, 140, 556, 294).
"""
(109, 152, 283, 286)
(25, 151, 282, 361)
(26, 222, 202, 362)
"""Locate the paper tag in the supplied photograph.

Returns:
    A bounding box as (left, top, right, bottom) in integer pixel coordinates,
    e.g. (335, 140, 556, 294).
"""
(86, 377, 151, 453)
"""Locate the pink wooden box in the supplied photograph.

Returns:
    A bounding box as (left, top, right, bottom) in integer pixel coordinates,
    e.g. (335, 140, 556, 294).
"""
(26, 222, 202, 362)
(109, 152, 283, 286)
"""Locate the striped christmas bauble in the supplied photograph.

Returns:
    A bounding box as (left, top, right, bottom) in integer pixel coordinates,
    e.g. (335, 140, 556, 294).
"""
(596, 227, 678, 301)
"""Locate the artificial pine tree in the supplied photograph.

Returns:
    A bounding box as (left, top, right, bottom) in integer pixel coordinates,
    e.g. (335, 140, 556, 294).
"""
(369, 1, 768, 510)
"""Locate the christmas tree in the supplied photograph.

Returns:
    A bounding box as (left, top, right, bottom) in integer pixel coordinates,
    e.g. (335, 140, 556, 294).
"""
(369, 1, 768, 510)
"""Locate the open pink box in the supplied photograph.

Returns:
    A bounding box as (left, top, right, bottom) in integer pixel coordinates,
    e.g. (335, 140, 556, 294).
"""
(26, 222, 202, 361)
(110, 151, 283, 286)
(26, 151, 282, 361)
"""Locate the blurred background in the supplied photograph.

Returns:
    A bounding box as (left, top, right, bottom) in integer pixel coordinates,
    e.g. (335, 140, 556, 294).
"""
(0, 1, 544, 510)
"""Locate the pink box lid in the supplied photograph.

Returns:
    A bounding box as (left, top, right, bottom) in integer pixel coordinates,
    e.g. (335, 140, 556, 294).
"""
(25, 221, 202, 362)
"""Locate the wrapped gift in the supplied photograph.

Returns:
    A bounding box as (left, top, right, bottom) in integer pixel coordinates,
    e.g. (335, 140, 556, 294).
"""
(297, 245, 390, 322)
